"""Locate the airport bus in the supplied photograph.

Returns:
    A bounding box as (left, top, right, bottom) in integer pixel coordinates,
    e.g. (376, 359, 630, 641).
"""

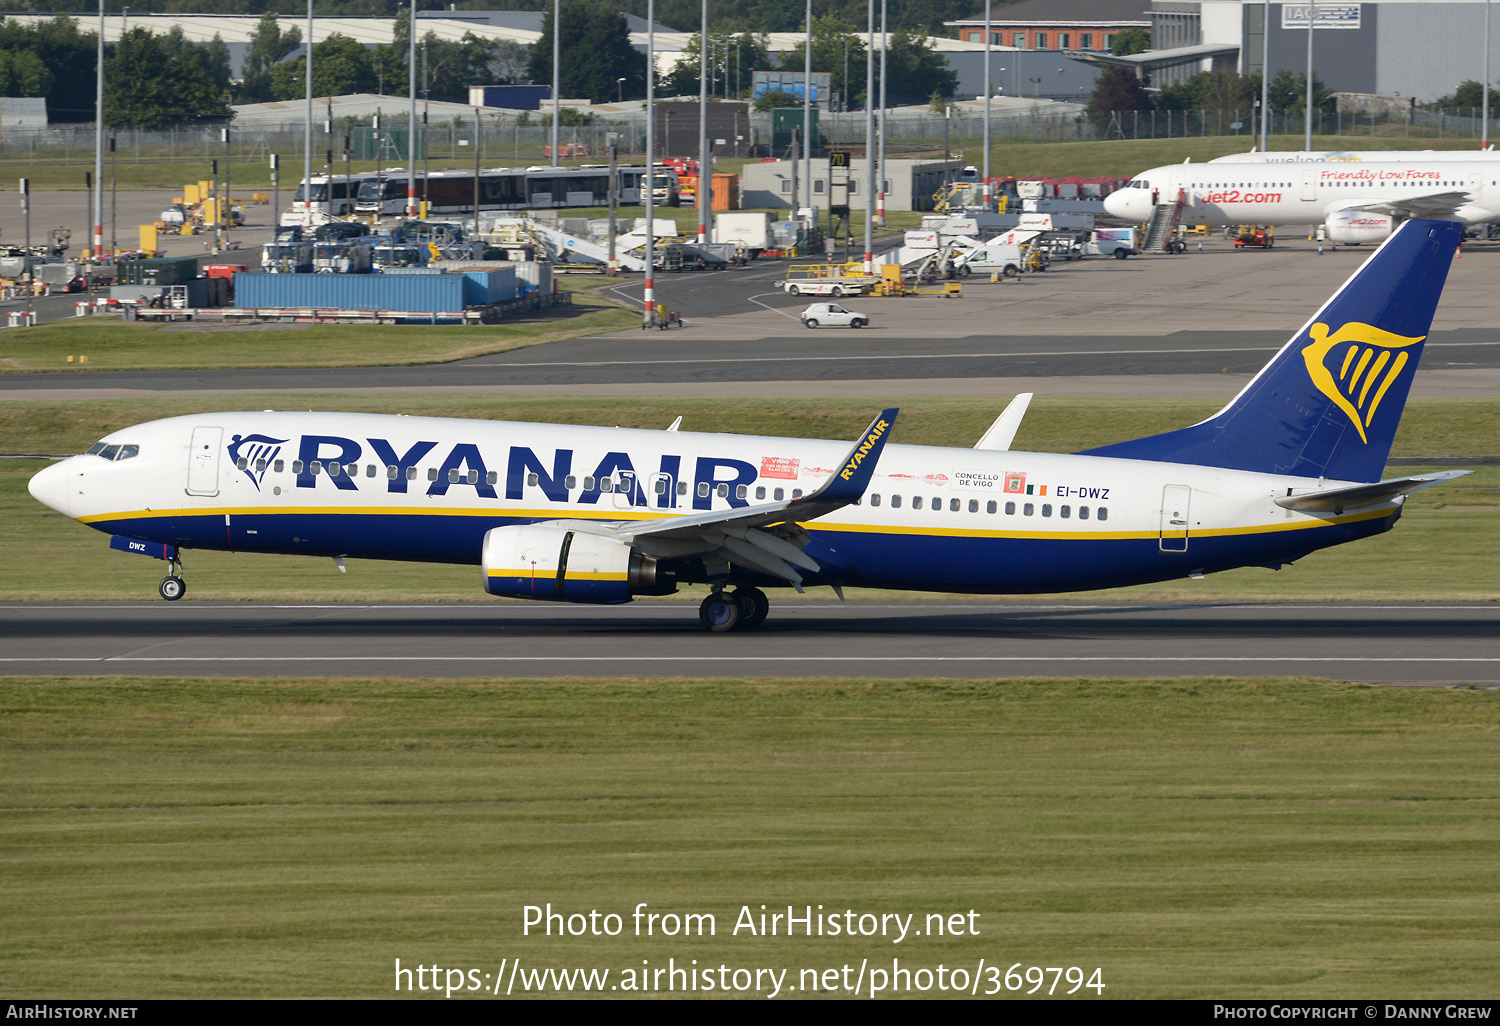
(283, 173, 382, 226)
(350, 166, 661, 218)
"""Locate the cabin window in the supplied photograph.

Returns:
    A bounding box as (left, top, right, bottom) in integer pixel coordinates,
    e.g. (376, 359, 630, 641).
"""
(527, 472, 539, 487)
(467, 470, 479, 485)
(793, 489, 803, 499)
(448, 468, 459, 483)
(275, 459, 285, 473)
(716, 483, 729, 498)
(427, 467, 438, 481)
(584, 476, 595, 491)
(236, 457, 248, 470)
(565, 475, 577, 489)
(347, 463, 359, 477)
(774, 487, 785, 501)
(951, 498, 961, 512)
(969, 499, 979, 513)
(891, 495, 902, 508)
(1060, 505, 1071, 518)
(1023, 502, 1034, 516)
(755, 486, 766, 499)
(406, 466, 417, 480)
(365, 464, 376, 478)
(677, 481, 688, 495)
(256, 459, 267, 473)
(487, 471, 498, 486)
(736, 484, 747, 500)
(600, 477, 614, 493)
(1005, 501, 1015, 515)
(870, 494, 881, 507)
(698, 482, 710, 498)
(386, 465, 398, 479)
(913, 496, 924, 510)
(655, 478, 668, 495)
(1098, 507, 1109, 521)
(1042, 504, 1052, 517)
(292, 460, 304, 474)
(1079, 506, 1090, 520)
(987, 500, 997, 514)
(310, 461, 322, 476)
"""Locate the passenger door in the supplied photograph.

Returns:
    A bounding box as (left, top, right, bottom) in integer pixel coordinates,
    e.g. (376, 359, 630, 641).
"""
(186, 426, 222, 497)
(1159, 484, 1190, 553)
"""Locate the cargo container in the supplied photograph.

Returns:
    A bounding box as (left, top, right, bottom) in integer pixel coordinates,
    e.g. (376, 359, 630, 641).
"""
(468, 84, 551, 110)
(710, 173, 739, 211)
(234, 272, 467, 312)
(117, 256, 199, 286)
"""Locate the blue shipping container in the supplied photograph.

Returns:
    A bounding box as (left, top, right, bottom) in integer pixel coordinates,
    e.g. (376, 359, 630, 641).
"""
(234, 272, 465, 312)
(459, 266, 517, 305)
(475, 85, 550, 110)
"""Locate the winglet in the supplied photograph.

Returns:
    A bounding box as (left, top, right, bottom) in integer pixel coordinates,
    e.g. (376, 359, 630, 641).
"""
(795, 408, 898, 507)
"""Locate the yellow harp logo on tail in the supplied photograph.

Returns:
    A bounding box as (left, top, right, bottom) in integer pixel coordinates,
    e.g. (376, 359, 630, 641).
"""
(1301, 321, 1425, 444)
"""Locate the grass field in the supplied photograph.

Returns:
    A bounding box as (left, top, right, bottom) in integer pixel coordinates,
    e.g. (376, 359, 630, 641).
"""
(0, 134, 1467, 194)
(0, 293, 637, 374)
(2, 676, 1496, 999)
(4, 395, 1496, 603)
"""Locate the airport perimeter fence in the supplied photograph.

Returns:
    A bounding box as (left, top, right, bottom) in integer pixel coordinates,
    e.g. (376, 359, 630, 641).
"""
(3, 105, 1497, 170)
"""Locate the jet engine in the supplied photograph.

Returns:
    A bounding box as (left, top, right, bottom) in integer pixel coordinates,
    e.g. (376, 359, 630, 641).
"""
(481, 524, 670, 603)
(1325, 211, 1396, 245)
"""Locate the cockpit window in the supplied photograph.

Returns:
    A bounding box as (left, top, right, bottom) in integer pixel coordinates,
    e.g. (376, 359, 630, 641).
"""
(89, 442, 139, 461)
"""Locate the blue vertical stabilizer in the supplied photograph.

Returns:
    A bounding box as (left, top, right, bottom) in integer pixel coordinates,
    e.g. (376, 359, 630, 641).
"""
(1080, 219, 1461, 482)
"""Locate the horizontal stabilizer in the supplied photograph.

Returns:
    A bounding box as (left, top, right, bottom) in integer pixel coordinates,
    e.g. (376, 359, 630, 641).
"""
(1275, 470, 1470, 514)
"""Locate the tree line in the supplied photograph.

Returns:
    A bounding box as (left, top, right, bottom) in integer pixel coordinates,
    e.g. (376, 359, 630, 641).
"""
(0, 2, 965, 128)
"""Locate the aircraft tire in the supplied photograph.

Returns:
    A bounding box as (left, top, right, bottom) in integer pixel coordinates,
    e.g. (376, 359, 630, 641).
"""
(159, 576, 186, 601)
(804, 319, 818, 329)
(733, 588, 770, 627)
(699, 593, 741, 632)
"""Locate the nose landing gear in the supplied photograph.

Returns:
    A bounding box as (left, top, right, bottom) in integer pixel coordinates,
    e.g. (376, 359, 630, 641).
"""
(158, 555, 186, 601)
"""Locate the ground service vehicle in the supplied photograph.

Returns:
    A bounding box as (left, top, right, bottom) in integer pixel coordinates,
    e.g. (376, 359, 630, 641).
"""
(801, 302, 870, 328)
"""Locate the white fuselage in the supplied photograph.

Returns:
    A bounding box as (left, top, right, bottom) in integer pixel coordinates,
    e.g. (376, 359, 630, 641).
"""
(27, 411, 1394, 597)
(1103, 160, 1500, 227)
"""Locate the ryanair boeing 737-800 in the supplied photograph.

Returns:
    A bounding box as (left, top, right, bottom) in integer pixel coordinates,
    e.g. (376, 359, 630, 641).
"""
(27, 220, 1468, 631)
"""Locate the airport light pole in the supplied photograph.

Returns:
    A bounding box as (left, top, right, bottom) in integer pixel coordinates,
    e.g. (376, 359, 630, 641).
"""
(863, 0, 873, 270)
(407, 0, 417, 217)
(1260, 0, 1270, 151)
(644, 0, 656, 328)
(698, 0, 709, 244)
(1484, 0, 1492, 149)
(802, 0, 812, 236)
(1305, 0, 1316, 151)
(305, 0, 313, 225)
(876, 0, 886, 227)
(982, 0, 991, 208)
(93, 0, 103, 261)
(551, 0, 560, 163)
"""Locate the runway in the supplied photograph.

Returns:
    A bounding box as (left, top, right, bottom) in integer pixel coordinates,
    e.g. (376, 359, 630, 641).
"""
(3, 601, 1497, 685)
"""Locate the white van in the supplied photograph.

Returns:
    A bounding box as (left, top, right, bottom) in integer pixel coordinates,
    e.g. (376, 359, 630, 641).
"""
(954, 242, 1025, 277)
(1084, 227, 1137, 259)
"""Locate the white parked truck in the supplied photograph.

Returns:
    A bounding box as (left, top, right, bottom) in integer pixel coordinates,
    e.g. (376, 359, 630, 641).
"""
(713, 211, 774, 258)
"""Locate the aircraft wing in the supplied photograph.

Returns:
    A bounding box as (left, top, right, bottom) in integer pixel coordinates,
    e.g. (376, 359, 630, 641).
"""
(1338, 191, 1471, 220)
(605, 408, 899, 587)
(1274, 470, 1470, 514)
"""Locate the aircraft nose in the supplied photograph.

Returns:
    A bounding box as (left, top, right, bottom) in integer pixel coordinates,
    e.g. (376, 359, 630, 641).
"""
(28, 458, 73, 518)
(1103, 189, 1142, 221)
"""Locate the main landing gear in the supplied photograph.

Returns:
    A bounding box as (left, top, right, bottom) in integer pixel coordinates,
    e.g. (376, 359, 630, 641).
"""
(158, 556, 186, 601)
(698, 586, 770, 632)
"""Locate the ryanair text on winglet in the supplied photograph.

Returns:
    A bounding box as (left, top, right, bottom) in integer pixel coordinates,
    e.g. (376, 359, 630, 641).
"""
(839, 419, 889, 481)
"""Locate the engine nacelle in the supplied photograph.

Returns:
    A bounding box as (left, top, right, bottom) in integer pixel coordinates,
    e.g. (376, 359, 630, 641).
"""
(482, 524, 664, 604)
(1325, 211, 1396, 245)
